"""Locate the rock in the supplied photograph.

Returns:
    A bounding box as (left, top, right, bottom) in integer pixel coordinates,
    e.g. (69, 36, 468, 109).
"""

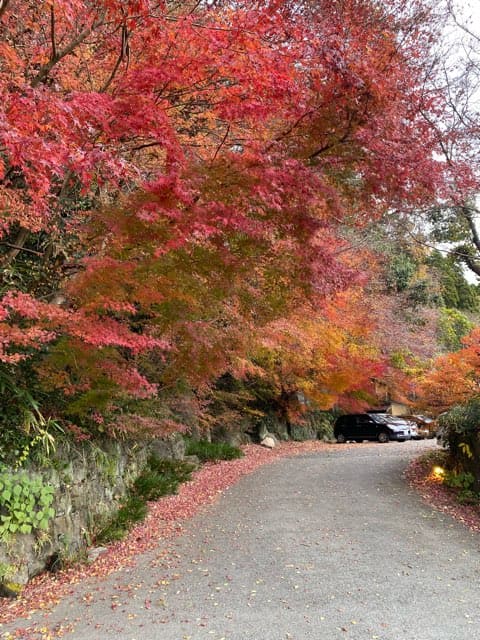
(258, 421, 269, 441)
(87, 546, 108, 564)
(150, 433, 185, 460)
(257, 415, 289, 441)
(260, 436, 276, 449)
(290, 411, 334, 441)
(211, 418, 253, 447)
(290, 422, 317, 441)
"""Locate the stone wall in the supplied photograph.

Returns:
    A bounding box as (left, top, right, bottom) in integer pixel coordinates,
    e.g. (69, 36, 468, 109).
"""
(209, 411, 334, 446)
(0, 435, 185, 590)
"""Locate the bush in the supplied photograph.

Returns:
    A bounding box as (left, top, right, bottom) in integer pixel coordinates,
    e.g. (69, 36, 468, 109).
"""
(95, 495, 148, 543)
(444, 470, 475, 490)
(416, 448, 449, 471)
(185, 439, 243, 462)
(133, 457, 194, 501)
(95, 456, 194, 543)
(457, 489, 480, 505)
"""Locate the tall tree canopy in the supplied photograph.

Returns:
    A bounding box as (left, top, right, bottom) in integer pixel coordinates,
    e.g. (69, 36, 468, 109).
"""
(0, 0, 477, 434)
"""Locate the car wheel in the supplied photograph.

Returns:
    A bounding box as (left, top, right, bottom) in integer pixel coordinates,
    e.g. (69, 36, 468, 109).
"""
(354, 438, 362, 443)
(336, 433, 346, 443)
(377, 431, 389, 443)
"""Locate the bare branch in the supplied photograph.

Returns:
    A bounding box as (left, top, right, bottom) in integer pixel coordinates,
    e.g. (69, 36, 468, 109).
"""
(0, 242, 42, 257)
(211, 124, 230, 163)
(447, 0, 480, 45)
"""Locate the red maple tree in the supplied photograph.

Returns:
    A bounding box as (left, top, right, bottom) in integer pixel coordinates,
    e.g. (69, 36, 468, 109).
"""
(0, 0, 475, 427)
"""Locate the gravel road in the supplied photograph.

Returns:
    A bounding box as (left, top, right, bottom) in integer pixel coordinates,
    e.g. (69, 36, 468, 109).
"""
(3, 440, 480, 640)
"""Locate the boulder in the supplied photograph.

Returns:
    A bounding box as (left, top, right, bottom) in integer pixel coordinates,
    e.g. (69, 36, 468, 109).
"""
(211, 418, 253, 447)
(150, 433, 185, 460)
(260, 436, 276, 449)
(257, 414, 289, 441)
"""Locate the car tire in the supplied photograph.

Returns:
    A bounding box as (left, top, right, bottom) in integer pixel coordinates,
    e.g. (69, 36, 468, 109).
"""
(336, 433, 346, 443)
(377, 431, 389, 443)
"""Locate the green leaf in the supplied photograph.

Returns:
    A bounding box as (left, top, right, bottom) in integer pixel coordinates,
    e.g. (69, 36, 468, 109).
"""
(38, 519, 49, 530)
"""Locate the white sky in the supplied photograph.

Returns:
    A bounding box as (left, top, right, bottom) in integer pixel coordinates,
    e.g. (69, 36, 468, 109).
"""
(453, 0, 480, 35)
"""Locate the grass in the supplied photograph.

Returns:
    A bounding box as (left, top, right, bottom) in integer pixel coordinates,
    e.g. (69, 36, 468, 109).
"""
(95, 495, 148, 543)
(185, 439, 243, 462)
(133, 457, 195, 501)
(95, 456, 194, 544)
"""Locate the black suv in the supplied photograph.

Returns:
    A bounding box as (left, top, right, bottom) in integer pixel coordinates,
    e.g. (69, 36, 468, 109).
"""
(334, 413, 413, 443)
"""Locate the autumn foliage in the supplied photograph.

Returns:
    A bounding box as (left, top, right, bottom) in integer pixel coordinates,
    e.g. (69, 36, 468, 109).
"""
(418, 327, 480, 413)
(0, 0, 477, 437)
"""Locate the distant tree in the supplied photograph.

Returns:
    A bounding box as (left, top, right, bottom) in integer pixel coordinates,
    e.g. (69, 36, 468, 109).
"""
(386, 253, 418, 293)
(438, 308, 474, 351)
(426, 250, 479, 311)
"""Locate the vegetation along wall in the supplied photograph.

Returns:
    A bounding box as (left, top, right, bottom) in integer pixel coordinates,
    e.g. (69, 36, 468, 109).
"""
(0, 435, 184, 593)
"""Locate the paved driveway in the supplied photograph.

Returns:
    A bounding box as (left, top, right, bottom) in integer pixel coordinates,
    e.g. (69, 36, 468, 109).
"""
(3, 440, 480, 639)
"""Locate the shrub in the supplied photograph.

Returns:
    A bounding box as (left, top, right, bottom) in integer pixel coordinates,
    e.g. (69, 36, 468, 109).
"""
(95, 496, 148, 543)
(443, 470, 480, 505)
(419, 448, 449, 468)
(133, 457, 194, 501)
(95, 456, 194, 544)
(185, 439, 243, 462)
(444, 470, 475, 490)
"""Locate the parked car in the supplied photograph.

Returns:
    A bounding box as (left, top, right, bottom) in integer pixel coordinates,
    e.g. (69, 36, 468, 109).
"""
(334, 413, 413, 443)
(401, 415, 437, 439)
(382, 415, 418, 438)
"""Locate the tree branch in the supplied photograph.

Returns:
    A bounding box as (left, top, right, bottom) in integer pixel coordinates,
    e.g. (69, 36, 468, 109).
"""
(31, 10, 107, 87)
(454, 245, 480, 278)
(460, 204, 480, 253)
(0, 0, 10, 21)
(50, 4, 57, 61)
(265, 110, 315, 152)
(0, 242, 42, 257)
(99, 19, 130, 93)
(0, 228, 30, 267)
(211, 124, 230, 163)
(308, 104, 361, 160)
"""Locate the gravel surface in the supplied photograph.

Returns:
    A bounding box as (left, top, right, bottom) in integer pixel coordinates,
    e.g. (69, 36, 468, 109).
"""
(3, 440, 480, 640)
